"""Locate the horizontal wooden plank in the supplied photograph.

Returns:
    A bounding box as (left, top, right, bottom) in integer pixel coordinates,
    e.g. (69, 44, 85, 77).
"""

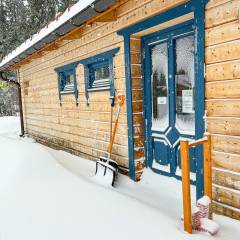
(205, 0, 239, 28)
(206, 100, 240, 117)
(213, 185, 240, 209)
(206, 20, 240, 47)
(213, 168, 240, 190)
(26, 123, 129, 156)
(206, 59, 240, 81)
(212, 201, 240, 220)
(207, 117, 240, 136)
(212, 135, 240, 155)
(26, 117, 128, 136)
(212, 151, 240, 172)
(206, 0, 233, 10)
(206, 40, 240, 64)
(28, 130, 129, 168)
(206, 79, 240, 99)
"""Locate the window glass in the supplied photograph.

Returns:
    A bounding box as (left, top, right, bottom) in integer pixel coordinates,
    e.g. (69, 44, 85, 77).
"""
(60, 71, 75, 92)
(65, 73, 74, 86)
(175, 35, 195, 134)
(94, 65, 110, 81)
(151, 42, 169, 131)
(88, 62, 111, 91)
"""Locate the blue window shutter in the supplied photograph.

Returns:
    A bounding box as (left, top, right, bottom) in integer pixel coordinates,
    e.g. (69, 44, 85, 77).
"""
(84, 65, 90, 105)
(109, 58, 115, 99)
(60, 72, 66, 91)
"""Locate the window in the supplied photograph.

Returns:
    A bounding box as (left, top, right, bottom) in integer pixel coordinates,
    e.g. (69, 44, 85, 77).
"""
(59, 70, 75, 93)
(79, 47, 120, 104)
(55, 63, 79, 105)
(88, 60, 110, 92)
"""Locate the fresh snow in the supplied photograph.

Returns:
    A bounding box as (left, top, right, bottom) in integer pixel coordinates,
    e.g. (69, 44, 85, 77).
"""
(0, 0, 96, 69)
(0, 116, 240, 240)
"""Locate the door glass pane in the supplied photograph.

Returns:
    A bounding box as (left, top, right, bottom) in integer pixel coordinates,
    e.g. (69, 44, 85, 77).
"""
(151, 42, 169, 131)
(175, 35, 195, 134)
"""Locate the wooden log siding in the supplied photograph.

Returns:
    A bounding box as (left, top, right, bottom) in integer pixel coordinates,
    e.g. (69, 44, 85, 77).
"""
(19, 0, 187, 174)
(206, 0, 240, 220)
(18, 0, 240, 220)
(130, 36, 145, 180)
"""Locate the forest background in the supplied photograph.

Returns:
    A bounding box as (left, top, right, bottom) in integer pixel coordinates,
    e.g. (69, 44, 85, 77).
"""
(0, 0, 78, 116)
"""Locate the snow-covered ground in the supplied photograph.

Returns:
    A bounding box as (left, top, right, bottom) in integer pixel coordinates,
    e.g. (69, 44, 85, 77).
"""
(0, 116, 239, 240)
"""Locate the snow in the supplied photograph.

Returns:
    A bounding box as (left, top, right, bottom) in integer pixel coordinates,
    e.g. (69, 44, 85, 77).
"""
(197, 196, 211, 207)
(200, 218, 220, 236)
(0, 0, 95, 69)
(0, 116, 240, 240)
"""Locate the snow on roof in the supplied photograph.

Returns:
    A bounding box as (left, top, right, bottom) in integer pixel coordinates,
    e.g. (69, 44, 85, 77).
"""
(0, 0, 96, 70)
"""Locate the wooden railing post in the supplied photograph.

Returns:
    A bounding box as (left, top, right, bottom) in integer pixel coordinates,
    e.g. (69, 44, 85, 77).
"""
(180, 140, 192, 234)
(204, 133, 212, 218)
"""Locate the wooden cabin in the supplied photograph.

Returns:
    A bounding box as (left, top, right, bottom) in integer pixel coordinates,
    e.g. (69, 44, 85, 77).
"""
(0, 0, 239, 220)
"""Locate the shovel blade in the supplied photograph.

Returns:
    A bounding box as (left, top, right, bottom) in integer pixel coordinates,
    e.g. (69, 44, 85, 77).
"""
(95, 160, 117, 186)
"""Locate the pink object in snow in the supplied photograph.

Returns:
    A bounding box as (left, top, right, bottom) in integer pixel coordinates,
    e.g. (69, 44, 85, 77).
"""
(198, 218, 220, 235)
(191, 196, 219, 235)
(197, 196, 211, 219)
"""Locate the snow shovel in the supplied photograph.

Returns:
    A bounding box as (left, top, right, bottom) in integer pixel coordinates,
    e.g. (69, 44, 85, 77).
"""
(95, 93, 125, 186)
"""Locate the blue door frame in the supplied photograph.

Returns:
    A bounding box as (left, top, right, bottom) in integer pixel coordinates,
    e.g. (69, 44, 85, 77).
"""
(118, 0, 207, 199)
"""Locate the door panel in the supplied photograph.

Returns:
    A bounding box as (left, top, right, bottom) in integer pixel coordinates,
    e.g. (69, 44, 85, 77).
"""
(153, 139, 170, 166)
(143, 23, 200, 180)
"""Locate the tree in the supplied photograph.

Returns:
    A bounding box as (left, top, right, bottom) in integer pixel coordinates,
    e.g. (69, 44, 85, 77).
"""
(0, 0, 8, 61)
(0, 0, 80, 116)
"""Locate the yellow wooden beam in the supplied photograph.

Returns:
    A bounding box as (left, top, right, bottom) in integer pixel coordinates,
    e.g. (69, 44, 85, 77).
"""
(180, 140, 192, 234)
(96, 10, 117, 22)
(63, 29, 83, 40)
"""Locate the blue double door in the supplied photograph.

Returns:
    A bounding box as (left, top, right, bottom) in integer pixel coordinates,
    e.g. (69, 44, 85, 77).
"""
(143, 22, 202, 179)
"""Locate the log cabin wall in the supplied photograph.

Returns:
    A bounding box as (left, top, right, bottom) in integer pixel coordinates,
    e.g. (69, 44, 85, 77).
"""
(17, 0, 240, 220)
(19, 0, 188, 175)
(205, 0, 240, 219)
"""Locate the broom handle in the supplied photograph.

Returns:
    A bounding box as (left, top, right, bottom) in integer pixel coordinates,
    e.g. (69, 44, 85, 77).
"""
(108, 107, 121, 154)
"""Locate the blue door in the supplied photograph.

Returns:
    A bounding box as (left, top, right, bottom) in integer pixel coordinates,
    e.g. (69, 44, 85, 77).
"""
(143, 22, 203, 180)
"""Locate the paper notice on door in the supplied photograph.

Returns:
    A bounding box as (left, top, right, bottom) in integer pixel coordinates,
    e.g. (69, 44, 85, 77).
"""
(182, 90, 194, 113)
(157, 97, 167, 105)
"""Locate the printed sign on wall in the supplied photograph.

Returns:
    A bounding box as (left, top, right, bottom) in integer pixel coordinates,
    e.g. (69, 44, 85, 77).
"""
(182, 90, 194, 113)
(157, 97, 167, 105)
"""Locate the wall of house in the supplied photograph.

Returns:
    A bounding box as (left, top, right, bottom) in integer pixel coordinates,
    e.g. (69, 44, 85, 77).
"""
(19, 0, 187, 177)
(206, 0, 240, 219)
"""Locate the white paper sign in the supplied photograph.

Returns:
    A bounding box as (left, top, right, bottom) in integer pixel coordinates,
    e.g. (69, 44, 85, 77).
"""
(157, 97, 167, 105)
(182, 90, 194, 113)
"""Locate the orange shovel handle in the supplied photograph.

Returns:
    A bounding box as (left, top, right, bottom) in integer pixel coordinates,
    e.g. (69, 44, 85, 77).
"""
(108, 93, 125, 154)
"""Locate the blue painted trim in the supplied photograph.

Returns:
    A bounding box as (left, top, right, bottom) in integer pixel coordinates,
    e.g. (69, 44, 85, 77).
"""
(117, 1, 193, 36)
(78, 47, 120, 65)
(142, 23, 195, 177)
(142, 20, 194, 43)
(109, 58, 115, 99)
(194, 0, 207, 200)
(80, 48, 120, 104)
(55, 62, 78, 105)
(123, 36, 135, 180)
(73, 68, 79, 106)
(88, 60, 109, 88)
(84, 65, 90, 105)
(55, 47, 119, 105)
(118, 1, 207, 191)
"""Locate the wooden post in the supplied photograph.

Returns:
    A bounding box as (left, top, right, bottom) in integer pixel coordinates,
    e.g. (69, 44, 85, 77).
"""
(204, 133, 212, 218)
(180, 140, 192, 234)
